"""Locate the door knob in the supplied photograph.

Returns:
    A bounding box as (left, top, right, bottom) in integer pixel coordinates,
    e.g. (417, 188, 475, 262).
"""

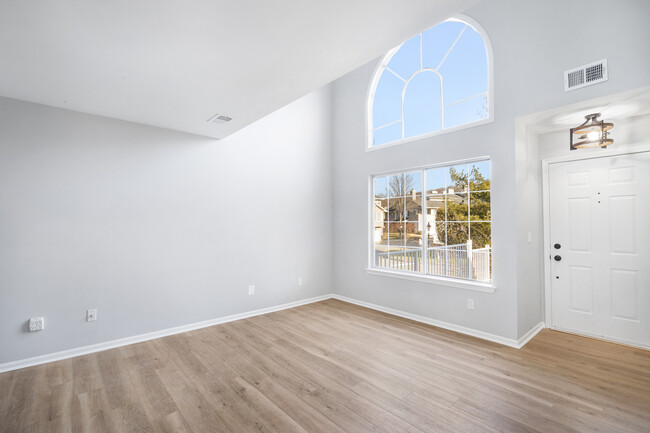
(554, 243, 561, 249)
(554, 255, 562, 261)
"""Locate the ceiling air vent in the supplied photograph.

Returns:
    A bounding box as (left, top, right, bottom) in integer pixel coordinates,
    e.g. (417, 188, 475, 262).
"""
(207, 114, 233, 124)
(564, 59, 608, 92)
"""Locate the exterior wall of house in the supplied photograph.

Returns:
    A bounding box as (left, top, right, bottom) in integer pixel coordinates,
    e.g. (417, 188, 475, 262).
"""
(373, 202, 385, 242)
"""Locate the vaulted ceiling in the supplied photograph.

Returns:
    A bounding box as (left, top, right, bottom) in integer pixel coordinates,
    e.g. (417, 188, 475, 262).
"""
(0, 0, 480, 138)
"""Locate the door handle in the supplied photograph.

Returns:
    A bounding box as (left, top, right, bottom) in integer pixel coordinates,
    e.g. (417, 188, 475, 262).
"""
(554, 255, 562, 262)
(554, 243, 561, 249)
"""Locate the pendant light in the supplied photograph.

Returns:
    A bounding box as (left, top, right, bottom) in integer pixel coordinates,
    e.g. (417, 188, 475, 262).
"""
(570, 113, 613, 150)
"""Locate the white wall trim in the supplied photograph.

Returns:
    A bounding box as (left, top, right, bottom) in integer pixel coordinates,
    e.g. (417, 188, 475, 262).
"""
(365, 268, 496, 293)
(1, 293, 547, 373)
(517, 321, 546, 347)
(0, 294, 332, 373)
(365, 13, 494, 152)
(331, 294, 543, 349)
(541, 157, 553, 326)
(365, 118, 495, 152)
(367, 156, 494, 292)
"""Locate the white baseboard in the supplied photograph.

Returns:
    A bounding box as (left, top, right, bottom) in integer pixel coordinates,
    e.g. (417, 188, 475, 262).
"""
(1, 293, 546, 373)
(517, 321, 546, 348)
(331, 294, 545, 349)
(0, 294, 333, 373)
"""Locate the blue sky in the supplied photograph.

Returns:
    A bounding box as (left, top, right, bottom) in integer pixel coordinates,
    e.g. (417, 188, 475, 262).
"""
(373, 161, 490, 199)
(372, 21, 488, 146)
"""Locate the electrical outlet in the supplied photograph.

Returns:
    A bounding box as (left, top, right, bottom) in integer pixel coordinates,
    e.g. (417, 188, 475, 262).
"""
(248, 285, 255, 295)
(86, 309, 97, 322)
(29, 316, 45, 332)
(467, 298, 475, 310)
(297, 277, 303, 286)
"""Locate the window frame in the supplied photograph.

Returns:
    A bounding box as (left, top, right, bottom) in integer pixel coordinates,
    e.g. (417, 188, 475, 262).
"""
(367, 156, 495, 293)
(366, 15, 494, 152)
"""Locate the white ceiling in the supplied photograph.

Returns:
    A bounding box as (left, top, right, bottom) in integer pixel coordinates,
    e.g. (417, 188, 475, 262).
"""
(523, 86, 650, 135)
(0, 0, 479, 139)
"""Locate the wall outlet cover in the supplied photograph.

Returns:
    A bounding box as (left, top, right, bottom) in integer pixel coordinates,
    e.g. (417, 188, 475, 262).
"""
(86, 309, 97, 322)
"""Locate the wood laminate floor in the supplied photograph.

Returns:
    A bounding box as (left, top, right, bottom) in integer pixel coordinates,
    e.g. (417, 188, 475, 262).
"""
(1, 299, 650, 432)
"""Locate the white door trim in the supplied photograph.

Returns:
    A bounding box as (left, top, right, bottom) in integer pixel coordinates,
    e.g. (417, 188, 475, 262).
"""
(541, 144, 650, 331)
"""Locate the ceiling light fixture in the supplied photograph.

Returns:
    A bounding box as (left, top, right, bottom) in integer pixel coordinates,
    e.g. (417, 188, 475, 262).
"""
(570, 113, 613, 150)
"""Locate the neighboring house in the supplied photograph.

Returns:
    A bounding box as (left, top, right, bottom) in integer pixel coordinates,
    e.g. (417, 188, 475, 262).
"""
(422, 186, 466, 245)
(374, 200, 386, 242)
(376, 187, 466, 245)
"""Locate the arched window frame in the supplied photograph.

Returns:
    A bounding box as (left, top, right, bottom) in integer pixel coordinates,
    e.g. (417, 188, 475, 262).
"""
(366, 15, 494, 151)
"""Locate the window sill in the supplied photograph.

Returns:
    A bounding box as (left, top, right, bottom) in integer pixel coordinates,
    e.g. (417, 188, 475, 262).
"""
(366, 117, 494, 152)
(365, 268, 496, 293)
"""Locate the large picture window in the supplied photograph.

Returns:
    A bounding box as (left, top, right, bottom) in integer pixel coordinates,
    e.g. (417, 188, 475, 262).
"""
(372, 159, 491, 283)
(368, 17, 491, 149)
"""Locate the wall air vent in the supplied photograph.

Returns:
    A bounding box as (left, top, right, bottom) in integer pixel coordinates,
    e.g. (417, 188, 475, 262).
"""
(207, 114, 233, 124)
(564, 59, 608, 92)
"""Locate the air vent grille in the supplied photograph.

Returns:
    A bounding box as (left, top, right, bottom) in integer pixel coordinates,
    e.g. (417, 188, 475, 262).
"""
(564, 59, 608, 91)
(207, 114, 233, 124)
(567, 69, 585, 88)
(585, 63, 604, 82)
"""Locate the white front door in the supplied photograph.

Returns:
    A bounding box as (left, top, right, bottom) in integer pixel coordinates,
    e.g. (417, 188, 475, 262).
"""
(549, 151, 650, 348)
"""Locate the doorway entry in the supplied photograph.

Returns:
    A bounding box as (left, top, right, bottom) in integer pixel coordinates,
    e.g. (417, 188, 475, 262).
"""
(546, 151, 650, 348)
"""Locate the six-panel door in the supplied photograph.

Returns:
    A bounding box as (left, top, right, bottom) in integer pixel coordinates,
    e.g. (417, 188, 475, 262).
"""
(549, 152, 650, 348)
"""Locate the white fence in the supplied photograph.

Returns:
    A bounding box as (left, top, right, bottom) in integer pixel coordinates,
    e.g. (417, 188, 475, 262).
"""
(376, 240, 491, 282)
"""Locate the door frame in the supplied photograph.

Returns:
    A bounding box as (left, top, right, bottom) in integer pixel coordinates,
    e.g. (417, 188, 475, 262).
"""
(541, 145, 650, 340)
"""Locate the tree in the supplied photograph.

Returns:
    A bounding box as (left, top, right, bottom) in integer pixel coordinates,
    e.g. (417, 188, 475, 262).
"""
(436, 166, 491, 248)
(388, 173, 414, 198)
(388, 173, 415, 223)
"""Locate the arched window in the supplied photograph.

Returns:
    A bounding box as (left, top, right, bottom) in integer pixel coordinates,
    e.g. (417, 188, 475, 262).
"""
(368, 17, 492, 148)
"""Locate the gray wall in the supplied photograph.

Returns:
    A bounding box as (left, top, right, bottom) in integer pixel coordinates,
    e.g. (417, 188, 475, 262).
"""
(0, 86, 333, 364)
(331, 0, 650, 341)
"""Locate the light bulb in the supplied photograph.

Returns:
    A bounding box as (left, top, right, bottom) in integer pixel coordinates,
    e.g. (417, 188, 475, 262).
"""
(587, 131, 600, 140)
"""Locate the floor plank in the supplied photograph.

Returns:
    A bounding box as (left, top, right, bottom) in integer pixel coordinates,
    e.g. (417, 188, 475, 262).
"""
(1, 299, 649, 433)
